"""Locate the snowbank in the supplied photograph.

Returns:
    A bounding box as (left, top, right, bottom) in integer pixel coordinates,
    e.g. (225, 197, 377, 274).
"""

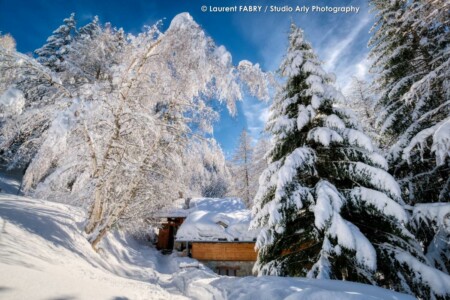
(173, 269, 415, 300)
(208, 276, 415, 300)
(0, 194, 187, 300)
(175, 197, 259, 241)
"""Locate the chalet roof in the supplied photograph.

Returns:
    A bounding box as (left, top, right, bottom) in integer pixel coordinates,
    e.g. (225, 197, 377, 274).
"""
(156, 198, 190, 218)
(172, 197, 259, 242)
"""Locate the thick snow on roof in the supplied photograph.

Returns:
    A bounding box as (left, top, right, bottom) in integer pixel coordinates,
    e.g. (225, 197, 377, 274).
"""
(176, 197, 259, 242)
(156, 198, 190, 218)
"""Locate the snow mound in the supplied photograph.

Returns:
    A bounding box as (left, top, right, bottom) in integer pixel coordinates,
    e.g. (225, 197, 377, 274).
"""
(176, 197, 259, 241)
(186, 275, 416, 300)
(0, 194, 187, 300)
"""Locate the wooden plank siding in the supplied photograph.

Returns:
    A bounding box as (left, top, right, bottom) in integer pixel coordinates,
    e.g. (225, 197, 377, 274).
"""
(157, 226, 171, 250)
(191, 242, 257, 261)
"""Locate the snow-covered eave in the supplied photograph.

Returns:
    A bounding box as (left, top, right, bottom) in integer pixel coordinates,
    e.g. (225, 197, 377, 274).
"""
(154, 198, 190, 218)
(175, 239, 257, 243)
(154, 211, 188, 218)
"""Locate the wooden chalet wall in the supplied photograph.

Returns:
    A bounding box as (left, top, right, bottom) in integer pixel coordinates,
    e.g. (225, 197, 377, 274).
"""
(156, 217, 185, 250)
(191, 242, 257, 261)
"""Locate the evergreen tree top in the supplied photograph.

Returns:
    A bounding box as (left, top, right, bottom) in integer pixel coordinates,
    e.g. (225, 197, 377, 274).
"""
(78, 16, 101, 38)
(280, 23, 320, 78)
(34, 13, 77, 71)
(267, 23, 345, 162)
(63, 13, 76, 27)
(48, 13, 76, 42)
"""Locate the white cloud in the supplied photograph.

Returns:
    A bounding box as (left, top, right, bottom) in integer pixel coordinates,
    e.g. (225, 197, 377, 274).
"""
(242, 96, 271, 141)
(323, 14, 371, 70)
(259, 107, 270, 124)
(319, 12, 372, 91)
(340, 57, 372, 95)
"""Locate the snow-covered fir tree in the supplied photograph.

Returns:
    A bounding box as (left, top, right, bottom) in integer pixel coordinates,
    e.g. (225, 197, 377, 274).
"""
(369, 0, 449, 204)
(230, 129, 254, 207)
(409, 203, 450, 275)
(251, 23, 450, 299)
(77, 15, 101, 38)
(35, 13, 76, 72)
(369, 0, 450, 275)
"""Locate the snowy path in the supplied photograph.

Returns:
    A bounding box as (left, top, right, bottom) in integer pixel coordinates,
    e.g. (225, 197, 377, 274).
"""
(0, 193, 415, 300)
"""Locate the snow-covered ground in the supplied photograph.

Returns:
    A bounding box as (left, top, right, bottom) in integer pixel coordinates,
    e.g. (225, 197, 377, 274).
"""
(0, 193, 415, 300)
(0, 194, 189, 299)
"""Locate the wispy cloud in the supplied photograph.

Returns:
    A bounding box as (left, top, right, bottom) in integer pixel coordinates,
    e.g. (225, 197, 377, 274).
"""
(322, 14, 371, 70)
(340, 57, 372, 94)
(320, 10, 373, 93)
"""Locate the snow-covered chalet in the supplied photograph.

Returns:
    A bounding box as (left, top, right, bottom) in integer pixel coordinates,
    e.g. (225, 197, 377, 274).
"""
(156, 197, 259, 276)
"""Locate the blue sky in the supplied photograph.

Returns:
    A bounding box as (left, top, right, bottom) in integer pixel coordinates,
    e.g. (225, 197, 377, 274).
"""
(0, 0, 374, 157)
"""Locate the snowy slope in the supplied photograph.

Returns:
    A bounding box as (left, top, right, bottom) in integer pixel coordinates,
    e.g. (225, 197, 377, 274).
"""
(0, 194, 188, 300)
(0, 194, 415, 300)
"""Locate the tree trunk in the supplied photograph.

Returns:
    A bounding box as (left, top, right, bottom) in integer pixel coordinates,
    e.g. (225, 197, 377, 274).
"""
(84, 185, 105, 234)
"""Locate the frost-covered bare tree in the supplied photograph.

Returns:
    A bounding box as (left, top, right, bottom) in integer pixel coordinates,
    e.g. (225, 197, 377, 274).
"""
(63, 19, 125, 84)
(229, 133, 271, 208)
(183, 139, 231, 198)
(250, 137, 271, 197)
(344, 77, 378, 143)
(230, 129, 254, 207)
(18, 13, 271, 248)
(0, 33, 16, 52)
(0, 44, 71, 169)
